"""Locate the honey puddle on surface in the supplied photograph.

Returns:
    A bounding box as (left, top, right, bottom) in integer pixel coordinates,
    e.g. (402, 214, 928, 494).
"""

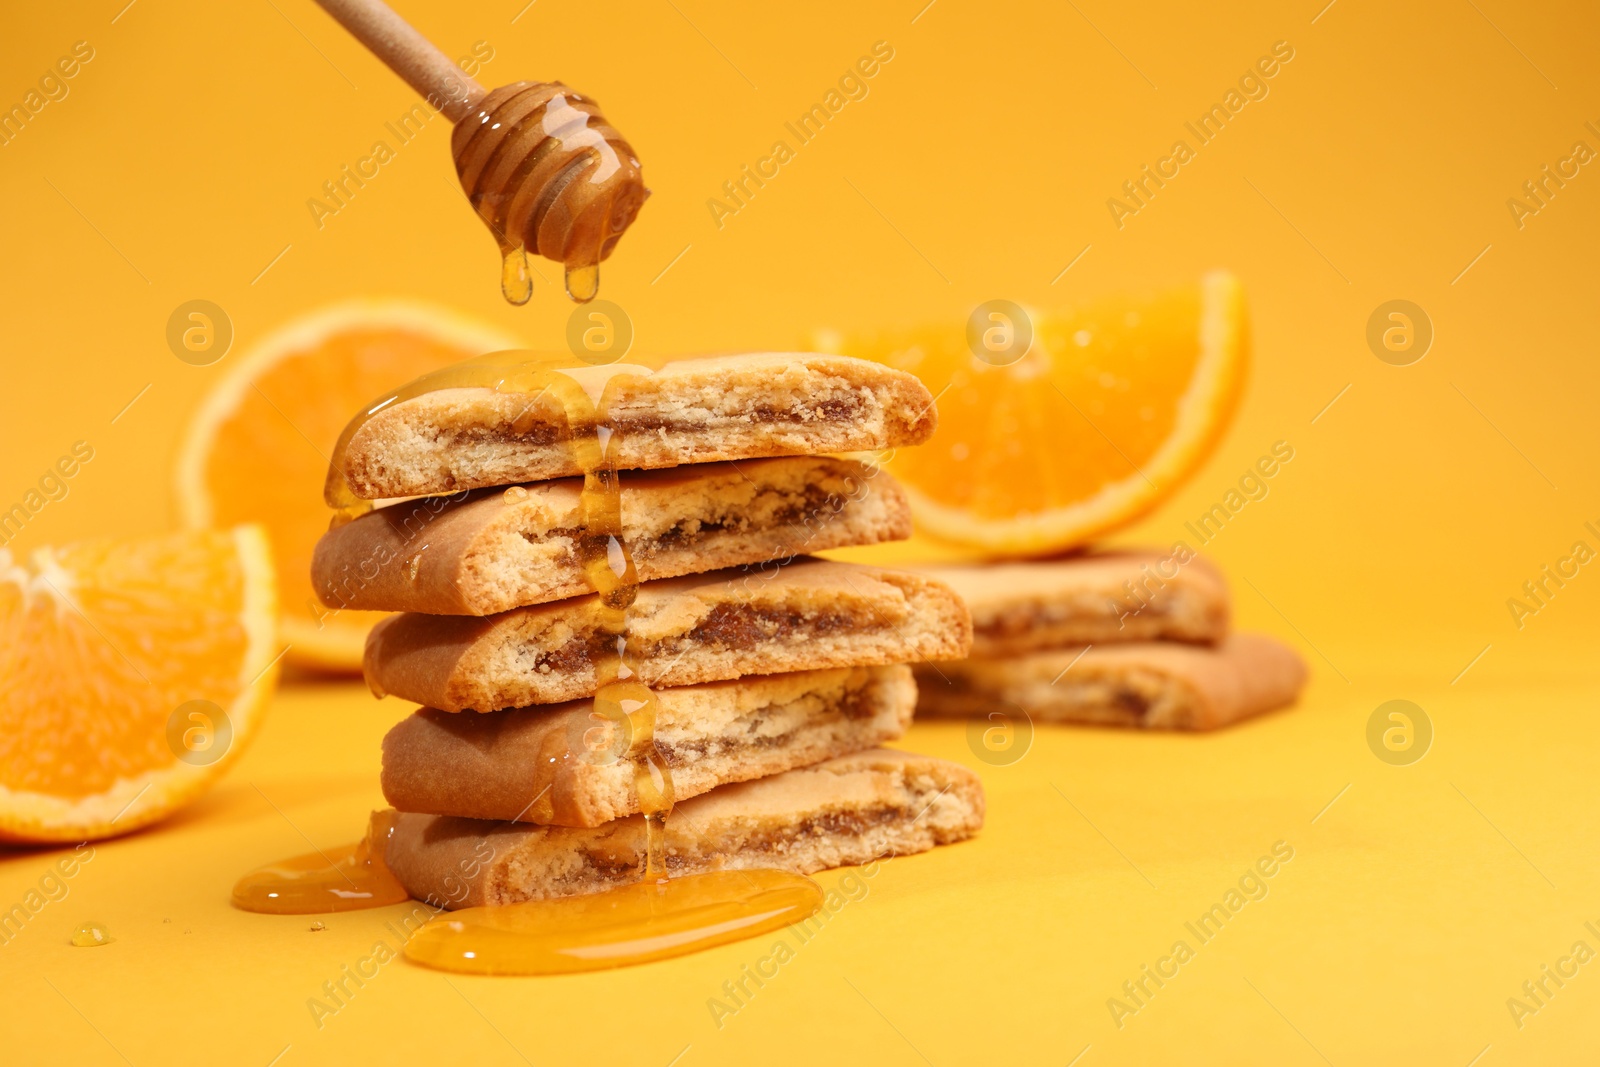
(232, 811, 409, 914)
(406, 870, 823, 976)
(235, 353, 822, 972)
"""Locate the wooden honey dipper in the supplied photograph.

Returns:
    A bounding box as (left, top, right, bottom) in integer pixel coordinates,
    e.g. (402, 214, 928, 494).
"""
(312, 0, 649, 304)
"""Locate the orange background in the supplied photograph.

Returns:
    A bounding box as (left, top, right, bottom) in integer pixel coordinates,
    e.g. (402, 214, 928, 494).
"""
(3, 0, 1598, 1064)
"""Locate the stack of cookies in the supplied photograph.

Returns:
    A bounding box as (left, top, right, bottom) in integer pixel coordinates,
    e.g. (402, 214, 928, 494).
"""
(910, 551, 1306, 730)
(313, 353, 985, 905)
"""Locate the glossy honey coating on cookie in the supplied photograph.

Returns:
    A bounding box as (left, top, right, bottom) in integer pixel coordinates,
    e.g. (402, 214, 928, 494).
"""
(452, 82, 649, 305)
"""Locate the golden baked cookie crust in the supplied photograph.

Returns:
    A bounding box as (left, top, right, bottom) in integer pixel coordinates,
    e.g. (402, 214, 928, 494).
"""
(383, 749, 985, 907)
(381, 665, 917, 826)
(911, 551, 1229, 655)
(915, 633, 1306, 730)
(337, 353, 937, 499)
(364, 558, 972, 711)
(313, 457, 910, 615)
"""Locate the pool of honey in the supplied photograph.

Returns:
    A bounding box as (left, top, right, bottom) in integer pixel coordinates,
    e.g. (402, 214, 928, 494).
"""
(232, 810, 409, 914)
(236, 353, 821, 972)
(405, 870, 824, 976)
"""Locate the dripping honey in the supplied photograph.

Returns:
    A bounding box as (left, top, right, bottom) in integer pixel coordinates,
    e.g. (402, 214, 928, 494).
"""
(241, 352, 819, 971)
(318, 351, 674, 859)
(451, 83, 648, 306)
(320, 351, 651, 518)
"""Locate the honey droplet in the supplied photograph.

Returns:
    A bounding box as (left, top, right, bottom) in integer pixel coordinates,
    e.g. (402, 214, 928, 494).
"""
(454, 83, 647, 306)
(328, 500, 374, 530)
(310, 921, 326, 932)
(503, 485, 529, 503)
(231, 811, 410, 914)
(501, 246, 533, 305)
(641, 810, 670, 882)
(403, 870, 822, 976)
(70, 921, 112, 947)
(564, 262, 599, 304)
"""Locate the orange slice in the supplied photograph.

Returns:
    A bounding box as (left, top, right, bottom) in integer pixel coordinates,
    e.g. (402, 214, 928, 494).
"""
(175, 302, 519, 671)
(0, 527, 278, 842)
(819, 272, 1248, 554)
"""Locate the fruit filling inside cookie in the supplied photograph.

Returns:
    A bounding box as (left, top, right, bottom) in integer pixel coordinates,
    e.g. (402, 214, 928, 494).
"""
(573, 804, 910, 882)
(611, 397, 869, 431)
(438, 394, 874, 450)
(518, 603, 896, 676)
(529, 482, 853, 560)
(647, 681, 883, 767)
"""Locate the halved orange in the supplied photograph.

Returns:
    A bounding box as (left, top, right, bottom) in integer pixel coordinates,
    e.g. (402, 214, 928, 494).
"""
(819, 272, 1248, 554)
(175, 302, 519, 671)
(0, 527, 278, 842)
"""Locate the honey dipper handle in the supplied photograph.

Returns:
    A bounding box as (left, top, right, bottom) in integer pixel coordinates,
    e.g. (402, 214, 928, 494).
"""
(312, 0, 485, 123)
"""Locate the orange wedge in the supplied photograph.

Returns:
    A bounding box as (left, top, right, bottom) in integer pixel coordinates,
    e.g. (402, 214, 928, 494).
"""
(820, 272, 1248, 554)
(0, 528, 278, 842)
(175, 302, 518, 671)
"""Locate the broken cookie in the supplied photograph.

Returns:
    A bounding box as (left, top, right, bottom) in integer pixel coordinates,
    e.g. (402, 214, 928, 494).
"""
(365, 558, 972, 711)
(314, 457, 909, 615)
(331, 353, 937, 500)
(915, 633, 1306, 730)
(382, 749, 985, 907)
(381, 665, 916, 826)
